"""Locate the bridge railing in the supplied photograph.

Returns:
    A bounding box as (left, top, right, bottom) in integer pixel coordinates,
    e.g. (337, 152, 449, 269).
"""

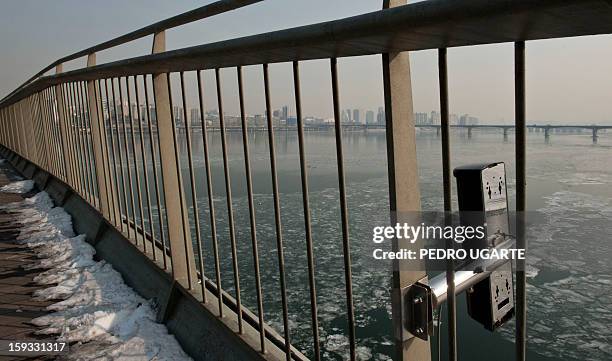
(2, 0, 612, 360)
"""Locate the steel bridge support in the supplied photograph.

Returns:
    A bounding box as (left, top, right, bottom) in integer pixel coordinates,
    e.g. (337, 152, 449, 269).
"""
(151, 31, 197, 290)
(383, 1, 430, 360)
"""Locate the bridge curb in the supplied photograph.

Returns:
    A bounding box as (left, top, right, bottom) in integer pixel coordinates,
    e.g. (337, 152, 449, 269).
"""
(0, 146, 285, 361)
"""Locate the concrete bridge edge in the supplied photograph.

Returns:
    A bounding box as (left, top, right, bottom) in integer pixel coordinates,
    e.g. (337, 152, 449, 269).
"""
(0, 145, 280, 361)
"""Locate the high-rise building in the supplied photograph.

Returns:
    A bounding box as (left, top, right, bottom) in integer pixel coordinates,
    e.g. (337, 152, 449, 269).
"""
(281, 105, 289, 121)
(415, 112, 429, 125)
(377, 107, 385, 124)
(365, 110, 375, 124)
(342, 109, 350, 123)
(345, 109, 352, 123)
(173, 106, 183, 124)
(430, 111, 440, 125)
(352, 109, 360, 124)
(190, 108, 200, 125)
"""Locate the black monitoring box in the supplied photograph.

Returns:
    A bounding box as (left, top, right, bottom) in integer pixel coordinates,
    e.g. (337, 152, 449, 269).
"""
(453, 162, 515, 331)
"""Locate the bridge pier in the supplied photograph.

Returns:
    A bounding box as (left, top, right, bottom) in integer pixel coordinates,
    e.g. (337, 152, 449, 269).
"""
(503, 128, 509, 141)
(592, 128, 598, 144)
(467, 127, 472, 139)
(544, 127, 550, 142)
(436, 127, 440, 136)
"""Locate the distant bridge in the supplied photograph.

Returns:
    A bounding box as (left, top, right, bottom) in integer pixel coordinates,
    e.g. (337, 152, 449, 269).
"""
(199, 123, 612, 143)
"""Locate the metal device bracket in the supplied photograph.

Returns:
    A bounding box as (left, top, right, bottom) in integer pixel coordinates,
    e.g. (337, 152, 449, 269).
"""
(400, 278, 433, 341)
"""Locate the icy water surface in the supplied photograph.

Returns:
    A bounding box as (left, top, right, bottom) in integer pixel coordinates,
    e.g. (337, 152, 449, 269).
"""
(120, 128, 611, 360)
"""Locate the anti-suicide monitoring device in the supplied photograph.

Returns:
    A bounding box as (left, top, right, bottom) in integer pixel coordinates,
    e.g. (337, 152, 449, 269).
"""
(454, 162, 515, 331)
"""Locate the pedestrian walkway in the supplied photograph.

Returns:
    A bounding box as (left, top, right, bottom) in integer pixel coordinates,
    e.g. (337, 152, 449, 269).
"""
(0, 162, 53, 361)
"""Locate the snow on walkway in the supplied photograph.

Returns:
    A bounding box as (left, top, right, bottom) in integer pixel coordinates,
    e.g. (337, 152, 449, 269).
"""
(0, 179, 34, 194)
(1, 185, 192, 360)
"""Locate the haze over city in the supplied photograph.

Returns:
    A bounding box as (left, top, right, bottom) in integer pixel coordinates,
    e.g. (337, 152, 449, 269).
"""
(2, 0, 612, 125)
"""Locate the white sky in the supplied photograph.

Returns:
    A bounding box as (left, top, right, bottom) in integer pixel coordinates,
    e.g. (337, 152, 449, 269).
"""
(1, 0, 612, 124)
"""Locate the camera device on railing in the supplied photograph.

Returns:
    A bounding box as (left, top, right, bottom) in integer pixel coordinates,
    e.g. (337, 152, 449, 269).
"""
(401, 162, 515, 340)
(454, 162, 515, 331)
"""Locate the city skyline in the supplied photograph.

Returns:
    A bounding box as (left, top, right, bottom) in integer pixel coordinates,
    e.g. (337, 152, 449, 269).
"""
(3, 0, 612, 125)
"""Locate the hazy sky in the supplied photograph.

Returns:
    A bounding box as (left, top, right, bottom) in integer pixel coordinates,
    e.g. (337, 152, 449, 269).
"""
(2, 0, 612, 124)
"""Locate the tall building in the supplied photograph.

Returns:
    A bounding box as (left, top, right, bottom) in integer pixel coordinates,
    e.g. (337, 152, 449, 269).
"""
(190, 108, 200, 125)
(173, 106, 183, 124)
(352, 109, 360, 124)
(377, 107, 385, 124)
(342, 109, 350, 123)
(345, 109, 352, 123)
(365, 110, 375, 124)
(415, 112, 429, 125)
(430, 111, 440, 125)
(281, 105, 288, 121)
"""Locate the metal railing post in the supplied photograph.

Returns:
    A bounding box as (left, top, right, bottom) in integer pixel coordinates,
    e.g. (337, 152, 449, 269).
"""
(87, 53, 113, 216)
(514, 40, 527, 361)
(439, 47, 457, 361)
(55, 65, 76, 188)
(383, 1, 430, 360)
(151, 31, 196, 289)
(17, 100, 30, 159)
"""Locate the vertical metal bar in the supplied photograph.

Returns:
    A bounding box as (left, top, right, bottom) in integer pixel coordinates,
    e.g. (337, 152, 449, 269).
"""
(127, 76, 147, 249)
(42, 89, 57, 174)
(438, 47, 457, 361)
(85, 80, 101, 208)
(237, 65, 266, 351)
(292, 60, 321, 361)
(67, 83, 85, 196)
(166, 72, 196, 289)
(36, 92, 47, 168)
(54, 68, 73, 185)
(75, 82, 91, 201)
(135, 76, 156, 260)
(215, 68, 243, 332)
(79, 81, 97, 207)
(180, 72, 206, 300)
(196, 70, 223, 316)
(262, 64, 291, 360)
(17, 100, 30, 160)
(329, 58, 356, 361)
(104, 79, 122, 228)
(61, 83, 76, 189)
(52, 86, 65, 178)
(111, 78, 130, 235)
(514, 40, 527, 361)
(46, 88, 60, 176)
(119, 77, 137, 242)
(87, 54, 112, 218)
(144, 75, 167, 267)
(74, 82, 92, 203)
(77, 81, 97, 206)
(97, 79, 114, 217)
(35, 92, 51, 170)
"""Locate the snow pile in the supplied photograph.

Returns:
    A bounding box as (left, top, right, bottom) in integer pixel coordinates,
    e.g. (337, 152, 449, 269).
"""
(1, 179, 34, 193)
(2, 187, 191, 361)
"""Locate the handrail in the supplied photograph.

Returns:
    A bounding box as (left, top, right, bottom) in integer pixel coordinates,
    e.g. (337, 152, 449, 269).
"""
(0, 1, 608, 359)
(3, 0, 612, 107)
(0, 0, 262, 105)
